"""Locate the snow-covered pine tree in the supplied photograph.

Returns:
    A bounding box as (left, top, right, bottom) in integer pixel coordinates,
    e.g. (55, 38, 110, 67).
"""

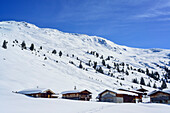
(59, 51, 62, 57)
(140, 77, 145, 85)
(161, 80, 167, 89)
(102, 60, 106, 66)
(79, 61, 83, 69)
(153, 83, 157, 88)
(52, 49, 57, 54)
(30, 43, 34, 51)
(2, 40, 8, 49)
(21, 41, 26, 49)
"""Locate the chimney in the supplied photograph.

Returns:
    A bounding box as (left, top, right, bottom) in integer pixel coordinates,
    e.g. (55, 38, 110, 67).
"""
(74, 86, 76, 90)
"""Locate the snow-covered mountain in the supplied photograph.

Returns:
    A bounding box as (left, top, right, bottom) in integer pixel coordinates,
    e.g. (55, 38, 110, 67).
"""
(1, 21, 170, 113)
(0, 21, 170, 97)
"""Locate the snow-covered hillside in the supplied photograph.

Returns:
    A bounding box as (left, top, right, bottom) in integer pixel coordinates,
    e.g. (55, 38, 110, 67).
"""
(0, 21, 170, 113)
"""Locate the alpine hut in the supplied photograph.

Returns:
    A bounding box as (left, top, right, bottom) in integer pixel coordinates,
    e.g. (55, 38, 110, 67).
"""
(148, 89, 170, 104)
(17, 88, 57, 98)
(61, 89, 92, 101)
(98, 89, 138, 103)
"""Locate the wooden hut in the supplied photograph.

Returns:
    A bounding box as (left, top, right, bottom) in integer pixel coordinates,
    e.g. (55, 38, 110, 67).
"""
(118, 88, 143, 102)
(148, 89, 170, 104)
(98, 89, 138, 103)
(61, 89, 92, 101)
(17, 88, 57, 98)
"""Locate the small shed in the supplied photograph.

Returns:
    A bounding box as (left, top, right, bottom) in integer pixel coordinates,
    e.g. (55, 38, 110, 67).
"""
(17, 88, 57, 98)
(98, 89, 138, 103)
(61, 89, 92, 101)
(148, 89, 170, 104)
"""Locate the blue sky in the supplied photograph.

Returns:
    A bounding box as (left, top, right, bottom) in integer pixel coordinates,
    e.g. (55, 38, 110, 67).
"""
(0, 0, 170, 49)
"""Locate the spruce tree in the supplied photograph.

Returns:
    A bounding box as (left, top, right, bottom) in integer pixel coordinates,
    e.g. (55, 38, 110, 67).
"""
(132, 78, 138, 84)
(59, 51, 62, 57)
(106, 64, 111, 69)
(86, 60, 91, 66)
(140, 77, 145, 85)
(153, 83, 157, 88)
(97, 67, 104, 74)
(96, 53, 99, 57)
(2, 40, 8, 49)
(147, 82, 151, 87)
(21, 41, 26, 49)
(102, 60, 106, 66)
(106, 56, 110, 60)
(52, 49, 57, 54)
(79, 61, 83, 69)
(126, 70, 129, 75)
(93, 61, 97, 69)
(30, 43, 34, 51)
(161, 80, 167, 89)
(100, 55, 103, 59)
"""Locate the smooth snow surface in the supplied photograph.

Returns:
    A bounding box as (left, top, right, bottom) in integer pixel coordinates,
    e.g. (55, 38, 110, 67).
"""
(1, 94, 170, 113)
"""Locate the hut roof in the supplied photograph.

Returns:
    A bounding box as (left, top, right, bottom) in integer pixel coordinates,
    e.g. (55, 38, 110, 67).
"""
(148, 89, 170, 96)
(118, 88, 143, 94)
(99, 89, 138, 96)
(17, 88, 55, 94)
(61, 89, 91, 95)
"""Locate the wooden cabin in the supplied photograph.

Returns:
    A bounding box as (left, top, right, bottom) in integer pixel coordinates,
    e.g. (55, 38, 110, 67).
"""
(118, 88, 143, 102)
(61, 90, 92, 101)
(98, 89, 138, 103)
(148, 90, 170, 104)
(17, 88, 57, 98)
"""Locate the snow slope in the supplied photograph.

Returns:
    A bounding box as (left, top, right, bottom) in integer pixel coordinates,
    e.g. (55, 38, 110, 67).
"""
(0, 21, 170, 113)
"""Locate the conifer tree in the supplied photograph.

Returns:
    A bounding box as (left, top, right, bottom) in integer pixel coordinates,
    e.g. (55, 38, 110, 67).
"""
(79, 61, 83, 69)
(102, 60, 106, 66)
(97, 67, 104, 74)
(106, 56, 110, 60)
(140, 77, 145, 85)
(132, 78, 138, 84)
(96, 53, 99, 57)
(86, 60, 91, 66)
(161, 80, 167, 89)
(106, 64, 111, 69)
(93, 61, 97, 69)
(146, 68, 149, 75)
(40, 46, 42, 50)
(59, 51, 62, 57)
(100, 55, 103, 59)
(21, 41, 26, 49)
(30, 43, 34, 51)
(52, 49, 57, 54)
(126, 70, 129, 75)
(153, 83, 157, 88)
(2, 40, 8, 49)
(147, 82, 151, 87)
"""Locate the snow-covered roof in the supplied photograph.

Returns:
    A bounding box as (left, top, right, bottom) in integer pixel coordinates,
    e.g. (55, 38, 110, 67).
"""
(118, 88, 143, 94)
(17, 88, 55, 94)
(148, 89, 170, 96)
(113, 90, 138, 96)
(99, 89, 138, 96)
(61, 90, 91, 94)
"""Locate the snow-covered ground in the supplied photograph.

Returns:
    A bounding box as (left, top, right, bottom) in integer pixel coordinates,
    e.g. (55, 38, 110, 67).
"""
(1, 93, 170, 113)
(0, 21, 170, 113)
